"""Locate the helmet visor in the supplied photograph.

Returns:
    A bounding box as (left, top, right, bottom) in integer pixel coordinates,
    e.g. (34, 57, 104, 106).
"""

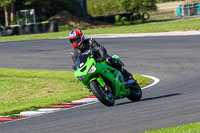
(69, 34, 81, 45)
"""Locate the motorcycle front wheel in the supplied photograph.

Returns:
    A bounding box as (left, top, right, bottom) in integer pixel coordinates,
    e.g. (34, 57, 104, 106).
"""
(90, 80, 115, 106)
(127, 82, 142, 101)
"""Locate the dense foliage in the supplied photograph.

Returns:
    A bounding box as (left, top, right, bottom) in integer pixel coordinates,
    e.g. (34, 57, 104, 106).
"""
(87, 0, 157, 16)
(0, 0, 81, 26)
(0, 0, 184, 26)
(156, 0, 183, 3)
(0, 8, 3, 26)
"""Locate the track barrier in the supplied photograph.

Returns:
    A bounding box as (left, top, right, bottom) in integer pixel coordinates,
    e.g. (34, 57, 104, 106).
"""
(0, 21, 58, 37)
(94, 12, 150, 26)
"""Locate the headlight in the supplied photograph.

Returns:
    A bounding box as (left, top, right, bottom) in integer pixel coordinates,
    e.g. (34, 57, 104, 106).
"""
(87, 64, 96, 74)
(77, 75, 85, 81)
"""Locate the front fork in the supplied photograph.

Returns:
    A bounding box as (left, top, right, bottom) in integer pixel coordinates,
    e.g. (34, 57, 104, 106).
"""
(89, 75, 113, 92)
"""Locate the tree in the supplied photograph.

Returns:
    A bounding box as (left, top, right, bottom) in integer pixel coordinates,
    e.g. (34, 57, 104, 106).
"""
(0, 0, 15, 26)
(121, 0, 157, 12)
(0, 0, 88, 26)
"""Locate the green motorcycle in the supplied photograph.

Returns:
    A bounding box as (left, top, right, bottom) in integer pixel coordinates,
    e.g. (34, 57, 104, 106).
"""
(73, 49, 142, 106)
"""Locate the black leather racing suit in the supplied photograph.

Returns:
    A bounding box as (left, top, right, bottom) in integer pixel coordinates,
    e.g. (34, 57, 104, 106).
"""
(70, 38, 132, 79)
(71, 38, 107, 67)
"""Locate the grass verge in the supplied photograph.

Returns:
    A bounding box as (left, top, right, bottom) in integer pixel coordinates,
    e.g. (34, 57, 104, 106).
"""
(1, 18, 200, 42)
(142, 122, 200, 133)
(0, 68, 152, 116)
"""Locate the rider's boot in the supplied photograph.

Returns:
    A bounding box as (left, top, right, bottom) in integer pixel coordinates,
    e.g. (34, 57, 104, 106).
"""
(118, 63, 138, 88)
(121, 67, 133, 80)
(121, 68, 136, 87)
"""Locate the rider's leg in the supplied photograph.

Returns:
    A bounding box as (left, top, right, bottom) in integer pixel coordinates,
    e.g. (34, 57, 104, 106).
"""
(121, 67, 133, 80)
(106, 56, 134, 80)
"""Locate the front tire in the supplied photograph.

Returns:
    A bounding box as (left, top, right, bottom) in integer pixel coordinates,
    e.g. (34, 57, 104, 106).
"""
(127, 82, 142, 101)
(90, 81, 115, 106)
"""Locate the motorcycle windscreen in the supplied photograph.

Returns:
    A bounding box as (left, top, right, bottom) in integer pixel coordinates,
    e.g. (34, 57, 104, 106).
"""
(76, 54, 90, 68)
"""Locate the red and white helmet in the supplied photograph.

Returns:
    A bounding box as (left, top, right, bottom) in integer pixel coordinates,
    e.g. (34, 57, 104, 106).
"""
(69, 29, 84, 48)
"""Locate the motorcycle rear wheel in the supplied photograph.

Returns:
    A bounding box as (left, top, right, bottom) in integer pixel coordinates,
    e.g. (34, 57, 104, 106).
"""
(127, 82, 142, 101)
(90, 80, 115, 106)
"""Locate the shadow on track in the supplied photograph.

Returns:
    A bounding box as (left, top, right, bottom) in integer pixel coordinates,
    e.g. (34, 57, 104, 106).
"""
(116, 93, 181, 106)
(141, 93, 181, 102)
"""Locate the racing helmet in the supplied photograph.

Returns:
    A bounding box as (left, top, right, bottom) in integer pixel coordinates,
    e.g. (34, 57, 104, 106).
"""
(69, 29, 84, 48)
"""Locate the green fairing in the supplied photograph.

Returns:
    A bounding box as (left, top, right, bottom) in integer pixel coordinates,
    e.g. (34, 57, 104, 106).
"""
(74, 54, 130, 99)
(95, 63, 130, 98)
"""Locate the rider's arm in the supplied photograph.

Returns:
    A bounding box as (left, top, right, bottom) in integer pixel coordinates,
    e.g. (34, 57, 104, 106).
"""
(70, 49, 79, 68)
(89, 39, 107, 62)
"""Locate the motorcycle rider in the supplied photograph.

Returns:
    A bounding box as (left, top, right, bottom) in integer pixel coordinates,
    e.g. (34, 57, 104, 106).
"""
(69, 29, 133, 80)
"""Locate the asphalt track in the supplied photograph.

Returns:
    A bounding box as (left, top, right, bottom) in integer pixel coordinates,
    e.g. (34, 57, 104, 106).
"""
(0, 35, 200, 133)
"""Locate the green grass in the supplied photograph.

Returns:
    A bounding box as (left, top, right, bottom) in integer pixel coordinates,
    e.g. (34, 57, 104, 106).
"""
(87, 0, 128, 16)
(0, 68, 152, 116)
(1, 18, 200, 42)
(142, 122, 200, 133)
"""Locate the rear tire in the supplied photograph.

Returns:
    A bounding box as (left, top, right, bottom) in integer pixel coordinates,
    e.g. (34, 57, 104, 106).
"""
(127, 82, 142, 101)
(90, 81, 115, 106)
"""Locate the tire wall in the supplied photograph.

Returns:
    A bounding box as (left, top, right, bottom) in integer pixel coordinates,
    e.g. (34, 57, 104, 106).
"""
(0, 21, 58, 37)
(94, 12, 150, 25)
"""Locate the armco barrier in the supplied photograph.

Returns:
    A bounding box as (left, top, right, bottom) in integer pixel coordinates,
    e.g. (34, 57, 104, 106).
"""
(0, 21, 58, 37)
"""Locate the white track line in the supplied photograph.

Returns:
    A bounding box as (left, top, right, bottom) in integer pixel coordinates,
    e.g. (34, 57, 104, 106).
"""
(141, 75, 160, 90)
(38, 108, 64, 112)
(20, 111, 47, 116)
(72, 98, 98, 103)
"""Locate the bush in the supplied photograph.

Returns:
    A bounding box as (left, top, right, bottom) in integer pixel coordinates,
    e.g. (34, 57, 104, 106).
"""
(14, 0, 81, 22)
(156, 0, 183, 3)
(87, 0, 157, 16)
